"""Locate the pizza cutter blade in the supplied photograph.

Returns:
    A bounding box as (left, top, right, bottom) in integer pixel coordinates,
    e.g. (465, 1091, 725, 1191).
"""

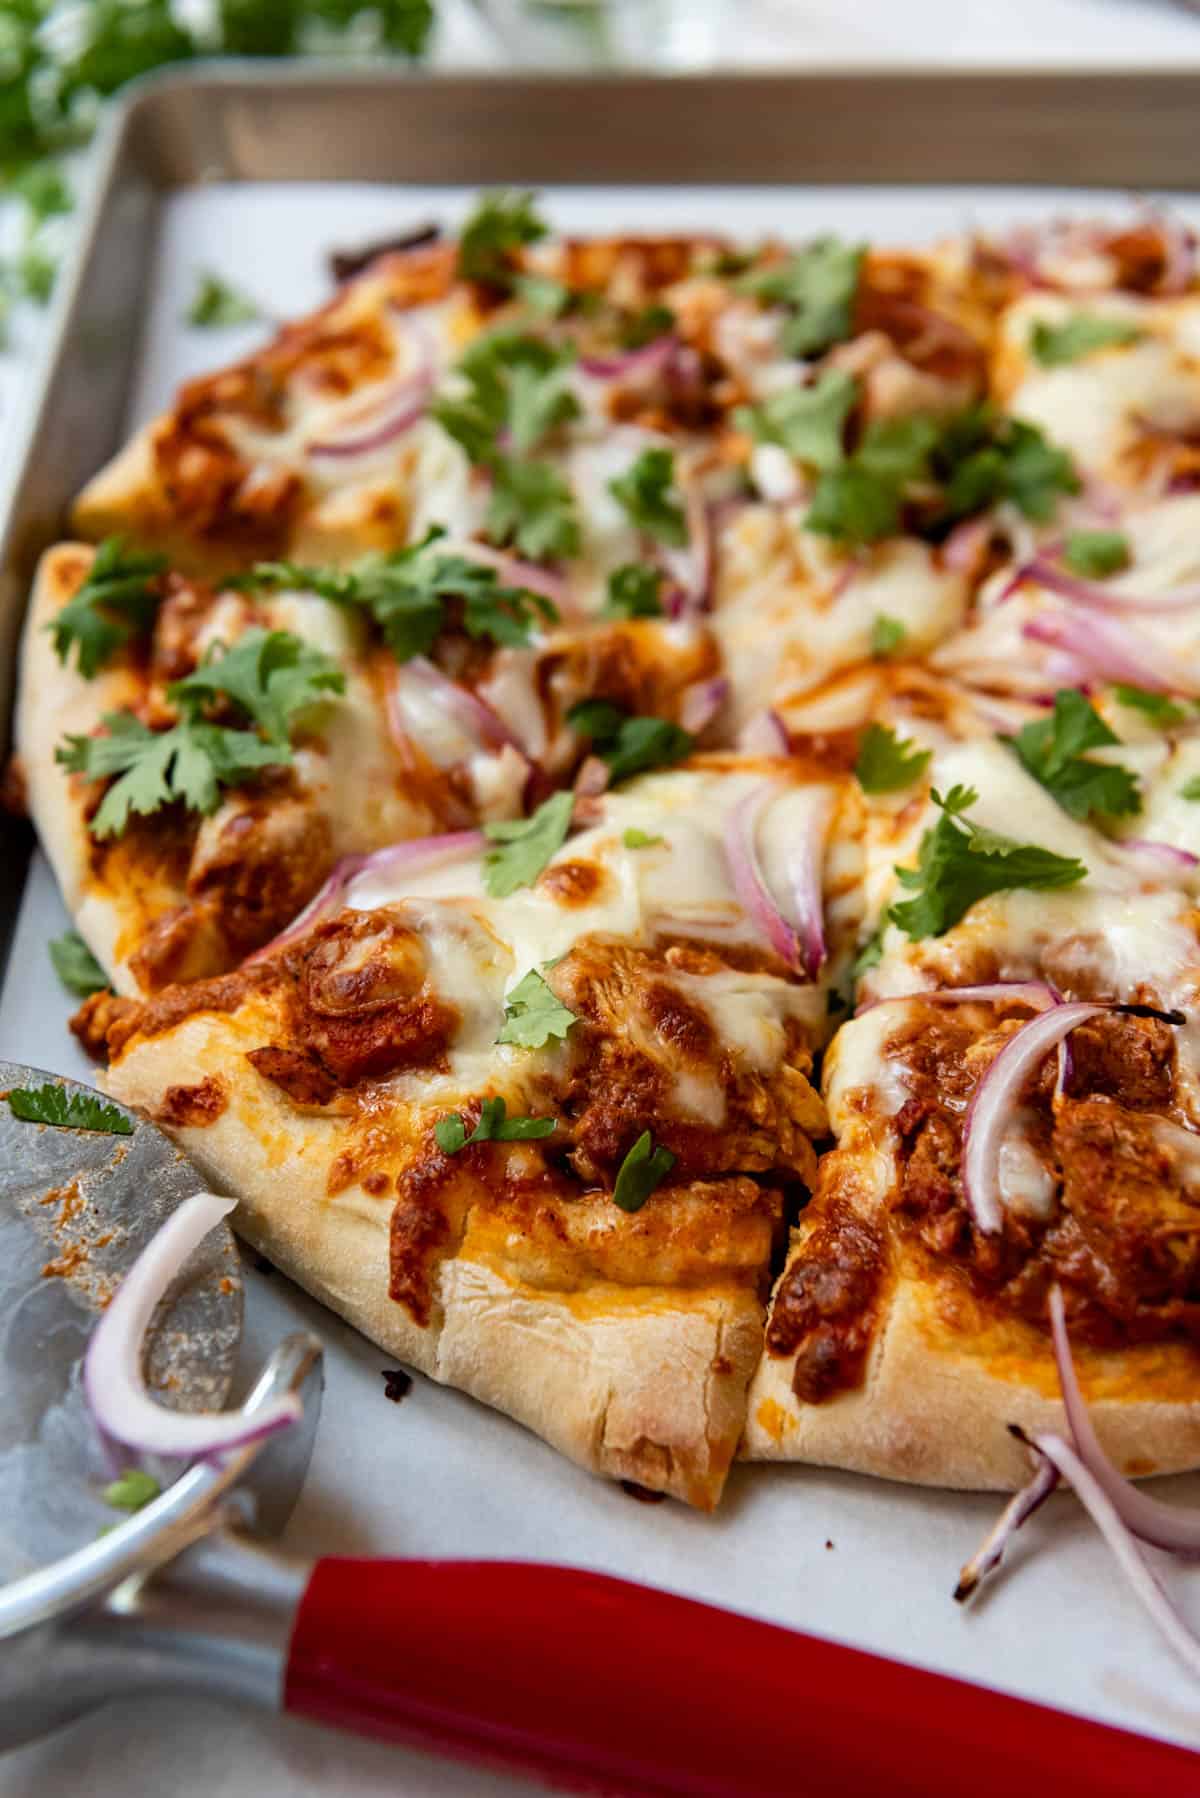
(0, 1068, 1190, 1798)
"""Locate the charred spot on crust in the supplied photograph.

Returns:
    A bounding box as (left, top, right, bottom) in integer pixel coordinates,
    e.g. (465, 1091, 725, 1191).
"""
(536, 859, 608, 908)
(766, 1197, 886, 1403)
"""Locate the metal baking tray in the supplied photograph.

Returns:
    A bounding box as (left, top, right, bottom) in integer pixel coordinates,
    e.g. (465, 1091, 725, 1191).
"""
(4, 65, 1200, 1792)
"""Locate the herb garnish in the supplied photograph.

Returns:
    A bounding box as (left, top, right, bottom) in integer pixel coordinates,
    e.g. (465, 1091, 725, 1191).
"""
(185, 271, 262, 329)
(486, 455, 581, 561)
(1007, 688, 1140, 822)
(608, 449, 688, 547)
(735, 368, 857, 470)
(612, 1130, 676, 1212)
(1111, 684, 1187, 728)
(482, 791, 575, 897)
(889, 785, 1088, 940)
(7, 1083, 132, 1134)
(1030, 314, 1143, 368)
(497, 968, 578, 1049)
(435, 1097, 557, 1154)
(567, 700, 692, 784)
(48, 537, 167, 678)
(457, 191, 548, 289)
(433, 332, 580, 460)
(1061, 529, 1130, 579)
(870, 614, 908, 659)
(738, 237, 865, 358)
(49, 930, 108, 997)
(854, 724, 931, 795)
(623, 827, 664, 848)
(604, 564, 665, 620)
(103, 1469, 161, 1512)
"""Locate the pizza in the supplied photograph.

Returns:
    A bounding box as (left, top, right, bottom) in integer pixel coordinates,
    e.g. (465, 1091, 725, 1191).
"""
(16, 193, 1200, 1508)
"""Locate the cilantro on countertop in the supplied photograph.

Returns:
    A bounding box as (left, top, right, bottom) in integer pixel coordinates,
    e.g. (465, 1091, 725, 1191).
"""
(1007, 688, 1140, 822)
(854, 724, 931, 795)
(735, 368, 857, 471)
(7, 1083, 132, 1134)
(103, 1469, 162, 1512)
(482, 791, 575, 897)
(49, 930, 108, 997)
(612, 1130, 676, 1213)
(1061, 529, 1130, 579)
(870, 614, 908, 659)
(435, 1096, 557, 1154)
(604, 564, 665, 620)
(496, 968, 578, 1049)
(48, 536, 167, 678)
(185, 270, 262, 329)
(738, 237, 865, 358)
(57, 628, 342, 837)
(888, 784, 1088, 941)
(1030, 313, 1143, 368)
(243, 533, 559, 659)
(1110, 684, 1187, 728)
(608, 448, 688, 547)
(457, 191, 548, 289)
(567, 700, 692, 785)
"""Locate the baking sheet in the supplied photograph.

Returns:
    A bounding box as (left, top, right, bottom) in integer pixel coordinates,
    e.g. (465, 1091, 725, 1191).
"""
(5, 176, 1200, 1792)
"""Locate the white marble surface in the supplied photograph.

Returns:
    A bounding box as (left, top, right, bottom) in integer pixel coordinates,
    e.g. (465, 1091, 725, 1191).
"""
(4, 9, 1200, 1795)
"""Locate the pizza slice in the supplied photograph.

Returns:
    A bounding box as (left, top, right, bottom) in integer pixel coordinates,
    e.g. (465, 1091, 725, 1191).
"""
(745, 721, 1200, 1484)
(90, 758, 858, 1507)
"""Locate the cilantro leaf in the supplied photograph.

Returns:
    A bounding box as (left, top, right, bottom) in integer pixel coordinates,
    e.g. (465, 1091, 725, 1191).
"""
(735, 368, 857, 471)
(435, 1095, 557, 1153)
(850, 927, 884, 982)
(739, 237, 864, 358)
(567, 700, 692, 785)
(496, 968, 578, 1048)
(48, 537, 167, 678)
(434, 332, 579, 460)
(619, 303, 676, 349)
(1030, 314, 1143, 368)
(870, 614, 907, 659)
(512, 272, 572, 318)
(58, 712, 282, 838)
(487, 455, 581, 561)
(458, 191, 548, 289)
(7, 1083, 132, 1134)
(1007, 688, 1141, 822)
(623, 827, 664, 848)
(103, 1469, 161, 1512)
(612, 1130, 676, 1212)
(49, 930, 108, 997)
(186, 270, 262, 329)
(483, 790, 575, 897)
(935, 407, 1078, 526)
(604, 564, 665, 619)
(854, 724, 931, 794)
(170, 628, 344, 744)
(1111, 683, 1186, 727)
(608, 448, 687, 547)
(806, 414, 939, 546)
(888, 784, 1088, 940)
(1181, 777, 1200, 801)
(1061, 529, 1130, 579)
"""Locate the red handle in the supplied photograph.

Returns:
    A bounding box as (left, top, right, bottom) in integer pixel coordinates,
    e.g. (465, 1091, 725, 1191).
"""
(284, 1558, 1195, 1796)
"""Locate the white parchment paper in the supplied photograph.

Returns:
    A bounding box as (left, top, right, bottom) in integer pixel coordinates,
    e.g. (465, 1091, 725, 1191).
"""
(3, 180, 1200, 1795)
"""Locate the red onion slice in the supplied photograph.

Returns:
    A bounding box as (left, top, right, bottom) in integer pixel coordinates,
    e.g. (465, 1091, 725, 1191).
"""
(857, 981, 1062, 1019)
(1049, 1287, 1200, 1556)
(307, 321, 435, 460)
(579, 335, 677, 382)
(954, 1456, 1060, 1602)
(1020, 556, 1200, 616)
(1031, 1432, 1200, 1681)
(84, 1193, 301, 1461)
(387, 657, 525, 766)
(430, 538, 567, 609)
(723, 782, 804, 975)
(1023, 613, 1186, 694)
(942, 515, 992, 576)
(249, 829, 484, 960)
(962, 1003, 1109, 1234)
(658, 484, 713, 615)
(784, 791, 832, 980)
(679, 676, 729, 736)
(737, 709, 790, 756)
(1121, 837, 1200, 871)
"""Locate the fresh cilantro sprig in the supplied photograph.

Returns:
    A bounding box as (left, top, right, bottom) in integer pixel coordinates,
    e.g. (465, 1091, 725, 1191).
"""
(483, 791, 575, 897)
(854, 724, 931, 795)
(49, 930, 108, 997)
(496, 968, 578, 1049)
(242, 532, 559, 659)
(612, 1130, 676, 1213)
(735, 368, 857, 471)
(1110, 683, 1187, 728)
(1006, 689, 1140, 822)
(619, 303, 676, 349)
(567, 699, 692, 784)
(435, 1096, 557, 1154)
(457, 192, 548, 289)
(888, 785, 1088, 940)
(1061, 529, 1129, 578)
(433, 332, 580, 460)
(1030, 314, 1143, 368)
(608, 449, 688, 547)
(1181, 776, 1200, 801)
(48, 537, 167, 678)
(604, 564, 665, 620)
(7, 1083, 132, 1134)
(487, 455, 581, 561)
(185, 270, 262, 329)
(738, 237, 864, 358)
(57, 628, 343, 837)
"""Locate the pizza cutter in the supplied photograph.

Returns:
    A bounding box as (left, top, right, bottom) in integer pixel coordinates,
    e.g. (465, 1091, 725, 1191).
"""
(0, 1061, 1192, 1798)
